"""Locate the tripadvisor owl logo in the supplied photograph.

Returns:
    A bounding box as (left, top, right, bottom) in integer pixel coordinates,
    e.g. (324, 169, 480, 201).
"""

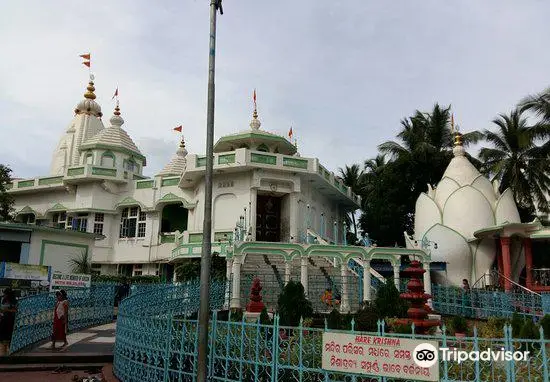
(413, 343, 438, 368)
(413, 343, 530, 367)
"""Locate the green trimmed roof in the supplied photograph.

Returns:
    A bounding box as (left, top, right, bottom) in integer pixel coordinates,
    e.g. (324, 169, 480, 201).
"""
(0, 222, 103, 239)
(214, 130, 296, 155)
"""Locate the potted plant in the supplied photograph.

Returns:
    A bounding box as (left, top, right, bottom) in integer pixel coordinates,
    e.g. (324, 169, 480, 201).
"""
(451, 316, 468, 337)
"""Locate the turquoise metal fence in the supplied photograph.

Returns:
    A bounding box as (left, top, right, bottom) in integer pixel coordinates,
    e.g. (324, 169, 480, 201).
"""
(432, 285, 548, 319)
(114, 282, 549, 382)
(9, 283, 116, 354)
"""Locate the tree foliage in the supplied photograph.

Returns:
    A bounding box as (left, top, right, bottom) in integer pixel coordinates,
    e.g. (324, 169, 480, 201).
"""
(0, 164, 14, 222)
(175, 252, 227, 282)
(277, 281, 313, 327)
(68, 249, 91, 274)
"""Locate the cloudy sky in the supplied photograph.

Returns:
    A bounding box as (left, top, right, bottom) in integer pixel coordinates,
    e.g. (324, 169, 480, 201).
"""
(1, 1, 549, 179)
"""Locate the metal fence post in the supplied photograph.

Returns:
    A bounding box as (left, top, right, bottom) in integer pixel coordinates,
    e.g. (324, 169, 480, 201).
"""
(271, 315, 280, 382)
(540, 326, 549, 382)
(163, 316, 173, 382)
(208, 311, 218, 379)
(441, 324, 449, 381)
(473, 326, 480, 381)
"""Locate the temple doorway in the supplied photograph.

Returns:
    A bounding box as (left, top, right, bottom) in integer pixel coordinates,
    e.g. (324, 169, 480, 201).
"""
(256, 194, 282, 242)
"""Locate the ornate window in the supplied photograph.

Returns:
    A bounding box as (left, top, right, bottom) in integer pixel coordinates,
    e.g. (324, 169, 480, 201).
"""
(70, 213, 88, 232)
(19, 213, 35, 224)
(124, 158, 139, 172)
(84, 152, 93, 165)
(257, 143, 269, 152)
(93, 213, 104, 235)
(101, 151, 115, 167)
(52, 212, 67, 229)
(119, 207, 146, 238)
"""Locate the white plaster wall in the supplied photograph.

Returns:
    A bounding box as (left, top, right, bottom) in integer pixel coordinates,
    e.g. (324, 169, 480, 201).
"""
(27, 230, 95, 274)
(13, 191, 75, 217)
(298, 179, 341, 240)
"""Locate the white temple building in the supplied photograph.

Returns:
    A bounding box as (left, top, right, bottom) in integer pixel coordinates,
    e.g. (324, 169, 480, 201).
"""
(406, 133, 550, 292)
(7, 75, 364, 283)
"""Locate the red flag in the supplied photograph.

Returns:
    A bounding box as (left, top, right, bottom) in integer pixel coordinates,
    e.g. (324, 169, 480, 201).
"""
(288, 127, 293, 139)
(80, 53, 91, 60)
(173, 126, 182, 132)
(253, 89, 256, 103)
(112, 88, 118, 99)
(83, 61, 91, 68)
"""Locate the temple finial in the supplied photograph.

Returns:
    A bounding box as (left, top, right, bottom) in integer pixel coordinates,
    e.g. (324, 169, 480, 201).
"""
(84, 74, 96, 100)
(250, 89, 261, 130)
(114, 100, 121, 116)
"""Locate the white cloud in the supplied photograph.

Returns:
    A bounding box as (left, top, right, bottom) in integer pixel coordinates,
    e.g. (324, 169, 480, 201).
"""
(1, 0, 549, 179)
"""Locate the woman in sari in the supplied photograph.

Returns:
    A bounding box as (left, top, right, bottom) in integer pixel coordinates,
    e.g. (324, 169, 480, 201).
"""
(51, 290, 69, 349)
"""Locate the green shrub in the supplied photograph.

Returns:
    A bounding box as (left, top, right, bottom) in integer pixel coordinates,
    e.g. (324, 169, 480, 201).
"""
(511, 312, 523, 337)
(259, 307, 271, 325)
(374, 281, 408, 318)
(518, 318, 539, 352)
(277, 281, 313, 327)
(392, 323, 413, 334)
(230, 308, 243, 322)
(327, 309, 342, 329)
(451, 316, 468, 334)
(354, 303, 379, 332)
(539, 315, 550, 339)
(480, 317, 507, 338)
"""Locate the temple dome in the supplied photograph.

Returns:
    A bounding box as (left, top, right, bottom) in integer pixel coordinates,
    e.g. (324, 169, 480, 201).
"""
(407, 132, 521, 285)
(158, 137, 188, 176)
(79, 104, 144, 162)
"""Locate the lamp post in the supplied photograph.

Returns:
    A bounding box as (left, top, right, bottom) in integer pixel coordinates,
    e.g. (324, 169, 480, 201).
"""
(197, 1, 223, 381)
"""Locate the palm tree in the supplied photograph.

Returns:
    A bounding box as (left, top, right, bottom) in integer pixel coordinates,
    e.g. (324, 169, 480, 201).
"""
(339, 164, 363, 236)
(519, 86, 550, 124)
(478, 108, 550, 215)
(68, 249, 91, 274)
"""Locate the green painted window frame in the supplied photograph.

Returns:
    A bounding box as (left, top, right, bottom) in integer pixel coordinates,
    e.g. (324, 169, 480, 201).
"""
(136, 180, 154, 189)
(218, 154, 236, 165)
(101, 151, 116, 167)
(250, 153, 276, 165)
(282, 157, 308, 169)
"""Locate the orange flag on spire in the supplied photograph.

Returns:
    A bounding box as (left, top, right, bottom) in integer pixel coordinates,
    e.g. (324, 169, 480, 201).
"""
(83, 61, 91, 68)
(253, 89, 257, 104)
(173, 125, 183, 132)
(80, 53, 91, 60)
(288, 127, 293, 139)
(112, 88, 119, 100)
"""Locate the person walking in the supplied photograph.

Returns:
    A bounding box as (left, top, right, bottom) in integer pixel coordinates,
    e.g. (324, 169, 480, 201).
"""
(0, 288, 18, 356)
(51, 290, 69, 350)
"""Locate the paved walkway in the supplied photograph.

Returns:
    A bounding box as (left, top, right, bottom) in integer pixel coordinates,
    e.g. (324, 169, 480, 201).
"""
(28, 322, 116, 355)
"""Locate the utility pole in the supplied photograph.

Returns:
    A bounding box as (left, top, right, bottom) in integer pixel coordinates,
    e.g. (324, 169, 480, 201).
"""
(197, 1, 223, 381)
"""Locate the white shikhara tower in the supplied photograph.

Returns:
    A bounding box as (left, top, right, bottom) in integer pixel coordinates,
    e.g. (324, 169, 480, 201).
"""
(406, 131, 522, 286)
(50, 76, 105, 175)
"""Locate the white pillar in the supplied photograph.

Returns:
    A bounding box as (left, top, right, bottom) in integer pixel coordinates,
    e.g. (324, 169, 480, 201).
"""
(340, 263, 350, 313)
(300, 256, 309, 296)
(363, 261, 372, 302)
(230, 256, 241, 309)
(393, 263, 400, 290)
(285, 261, 291, 284)
(288, 193, 299, 243)
(224, 258, 233, 309)
(423, 261, 432, 307)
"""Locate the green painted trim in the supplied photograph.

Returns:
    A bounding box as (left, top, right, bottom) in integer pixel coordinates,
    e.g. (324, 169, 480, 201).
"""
(79, 143, 145, 162)
(171, 242, 231, 260)
(196, 157, 207, 167)
(46, 203, 69, 214)
(282, 157, 308, 169)
(189, 233, 204, 243)
(133, 174, 147, 180)
(161, 177, 180, 187)
(39, 240, 89, 266)
(156, 192, 196, 209)
(68, 208, 117, 215)
(16, 206, 39, 216)
(214, 231, 233, 241)
(100, 150, 116, 166)
(38, 176, 64, 186)
(160, 233, 176, 244)
(214, 132, 296, 154)
(250, 153, 276, 165)
(17, 179, 35, 188)
(0, 222, 101, 239)
(136, 180, 154, 189)
(218, 153, 236, 165)
(91, 167, 117, 177)
(115, 196, 147, 210)
(67, 167, 85, 176)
